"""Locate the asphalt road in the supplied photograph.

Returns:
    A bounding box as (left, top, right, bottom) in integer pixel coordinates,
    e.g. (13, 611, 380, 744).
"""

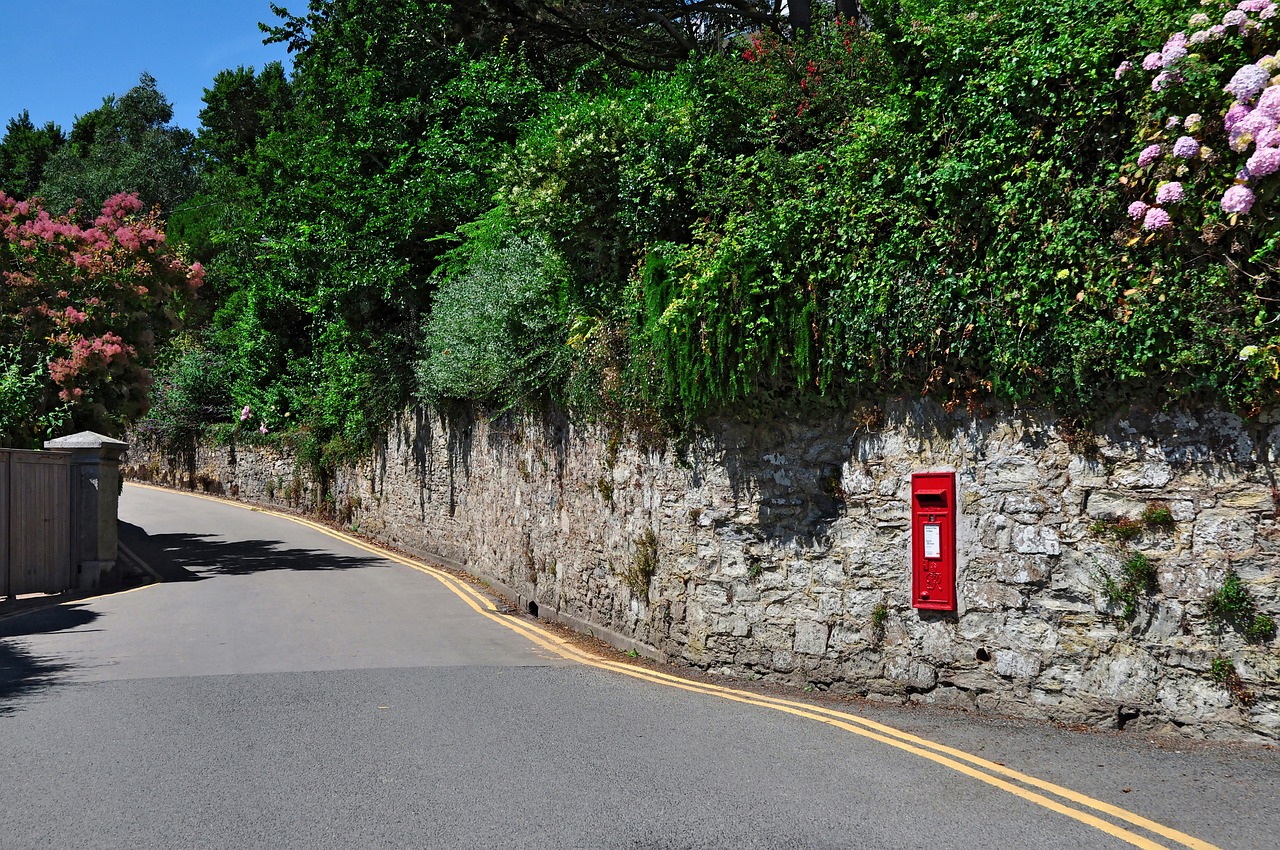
(1, 485, 1276, 850)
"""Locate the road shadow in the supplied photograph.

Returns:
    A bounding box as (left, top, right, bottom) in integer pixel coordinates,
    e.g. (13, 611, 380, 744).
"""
(0, 605, 98, 716)
(146, 532, 386, 577)
(119, 520, 200, 582)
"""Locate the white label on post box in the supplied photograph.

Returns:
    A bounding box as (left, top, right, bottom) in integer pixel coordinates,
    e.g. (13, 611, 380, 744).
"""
(923, 523, 941, 559)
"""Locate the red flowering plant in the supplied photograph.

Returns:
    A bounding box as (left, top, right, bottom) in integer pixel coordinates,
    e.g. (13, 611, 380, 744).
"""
(0, 191, 203, 443)
(731, 18, 896, 151)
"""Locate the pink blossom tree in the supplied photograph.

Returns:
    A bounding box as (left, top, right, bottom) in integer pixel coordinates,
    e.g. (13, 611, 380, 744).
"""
(0, 191, 203, 443)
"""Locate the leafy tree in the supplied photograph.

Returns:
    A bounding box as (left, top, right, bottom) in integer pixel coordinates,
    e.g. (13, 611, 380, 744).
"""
(38, 73, 200, 216)
(198, 62, 292, 173)
(207, 0, 547, 455)
(0, 111, 65, 199)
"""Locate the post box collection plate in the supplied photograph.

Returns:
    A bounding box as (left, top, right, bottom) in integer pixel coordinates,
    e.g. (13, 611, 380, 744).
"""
(911, 471, 956, 611)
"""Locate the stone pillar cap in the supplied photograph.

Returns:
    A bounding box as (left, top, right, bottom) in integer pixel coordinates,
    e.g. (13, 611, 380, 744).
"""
(44, 431, 129, 451)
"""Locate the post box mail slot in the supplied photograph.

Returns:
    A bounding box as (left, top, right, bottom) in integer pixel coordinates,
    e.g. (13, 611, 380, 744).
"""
(911, 471, 956, 611)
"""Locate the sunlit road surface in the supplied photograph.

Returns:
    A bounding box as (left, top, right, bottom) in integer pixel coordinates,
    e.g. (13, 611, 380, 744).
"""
(0, 484, 1276, 850)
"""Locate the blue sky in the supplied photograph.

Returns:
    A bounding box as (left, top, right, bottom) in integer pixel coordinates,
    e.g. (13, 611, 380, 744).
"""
(0, 1, 294, 133)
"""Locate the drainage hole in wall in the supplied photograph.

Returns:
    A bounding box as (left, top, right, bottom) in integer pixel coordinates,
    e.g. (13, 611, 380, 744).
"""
(527, 600, 539, 618)
(975, 648, 990, 662)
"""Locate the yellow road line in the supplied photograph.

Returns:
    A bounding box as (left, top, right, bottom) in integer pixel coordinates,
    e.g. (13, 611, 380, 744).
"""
(124, 482, 1219, 850)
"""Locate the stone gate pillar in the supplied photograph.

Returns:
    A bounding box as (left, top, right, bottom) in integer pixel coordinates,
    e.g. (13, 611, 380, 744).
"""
(44, 431, 128, 591)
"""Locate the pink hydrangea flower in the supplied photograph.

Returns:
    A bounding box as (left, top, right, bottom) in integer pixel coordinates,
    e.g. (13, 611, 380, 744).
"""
(1225, 102, 1252, 132)
(1224, 9, 1247, 26)
(1137, 144, 1162, 167)
(1209, 24, 1228, 39)
(1143, 52, 1163, 71)
(1128, 201, 1149, 220)
(1156, 182, 1185, 204)
(1264, 4, 1278, 19)
(1185, 113, 1203, 132)
(1166, 116, 1182, 130)
(1115, 60, 1132, 79)
(1143, 207, 1173, 230)
(1172, 136, 1200, 158)
(259, 422, 269, 435)
(1222, 185, 1256, 214)
(1152, 71, 1179, 92)
(1258, 126, 1280, 148)
(1161, 34, 1189, 66)
(1239, 0, 1271, 11)
(1247, 147, 1280, 176)
(1257, 85, 1280, 120)
(240, 404, 252, 422)
(1226, 64, 1271, 102)
(1189, 12, 1210, 26)
(1230, 111, 1277, 152)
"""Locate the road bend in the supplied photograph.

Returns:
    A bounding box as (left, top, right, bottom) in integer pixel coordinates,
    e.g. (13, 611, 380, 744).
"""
(0, 484, 1276, 850)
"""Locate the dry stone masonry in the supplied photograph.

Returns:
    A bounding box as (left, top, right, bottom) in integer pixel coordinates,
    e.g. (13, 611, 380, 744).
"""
(125, 401, 1280, 740)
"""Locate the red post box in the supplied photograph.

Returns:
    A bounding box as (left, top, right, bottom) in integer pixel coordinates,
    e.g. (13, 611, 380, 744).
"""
(911, 471, 956, 611)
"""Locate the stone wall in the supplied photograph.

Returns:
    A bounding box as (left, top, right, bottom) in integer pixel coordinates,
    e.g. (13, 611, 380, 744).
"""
(124, 401, 1280, 741)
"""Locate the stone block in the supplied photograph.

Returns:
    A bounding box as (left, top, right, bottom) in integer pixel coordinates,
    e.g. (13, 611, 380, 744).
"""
(994, 555, 1053, 584)
(1012, 525, 1060, 555)
(1193, 509, 1258, 555)
(794, 620, 830, 656)
(984, 456, 1042, 492)
(884, 656, 938, 690)
(1220, 487, 1276, 513)
(1111, 460, 1173, 489)
(1085, 491, 1145, 520)
(994, 649, 1043, 679)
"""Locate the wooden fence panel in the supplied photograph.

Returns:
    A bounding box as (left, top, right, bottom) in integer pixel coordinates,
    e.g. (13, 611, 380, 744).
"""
(0, 450, 8, 598)
(5, 450, 71, 596)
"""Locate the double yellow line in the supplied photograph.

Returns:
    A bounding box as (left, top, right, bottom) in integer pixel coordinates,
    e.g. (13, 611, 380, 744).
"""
(124, 483, 1220, 850)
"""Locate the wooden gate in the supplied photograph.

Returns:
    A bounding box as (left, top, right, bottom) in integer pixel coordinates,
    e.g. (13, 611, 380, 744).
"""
(0, 449, 72, 598)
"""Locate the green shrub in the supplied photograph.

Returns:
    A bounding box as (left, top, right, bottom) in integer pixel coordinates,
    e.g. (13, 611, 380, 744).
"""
(415, 222, 568, 409)
(0, 347, 68, 448)
(135, 343, 233, 449)
(1208, 568, 1277, 643)
(1100, 552, 1159, 620)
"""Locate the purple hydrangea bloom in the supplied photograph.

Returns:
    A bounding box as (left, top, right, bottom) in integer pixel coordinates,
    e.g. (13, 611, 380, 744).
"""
(1257, 85, 1280, 120)
(1225, 102, 1252, 132)
(1247, 147, 1280, 176)
(1152, 71, 1179, 92)
(1156, 182, 1185, 204)
(1222, 185, 1256, 214)
(1161, 36, 1189, 66)
(1226, 64, 1272, 102)
(1189, 13, 1210, 27)
(1231, 111, 1277, 152)
(1190, 30, 1212, 45)
(1166, 116, 1181, 130)
(1185, 113, 1203, 132)
(1224, 10, 1247, 26)
(1115, 60, 1132, 79)
(1143, 52, 1163, 71)
(1258, 126, 1280, 148)
(1172, 136, 1200, 158)
(1239, 0, 1271, 11)
(1137, 144, 1162, 167)
(1128, 201, 1149, 220)
(1210, 24, 1228, 37)
(1143, 207, 1173, 230)
(1264, 4, 1278, 19)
